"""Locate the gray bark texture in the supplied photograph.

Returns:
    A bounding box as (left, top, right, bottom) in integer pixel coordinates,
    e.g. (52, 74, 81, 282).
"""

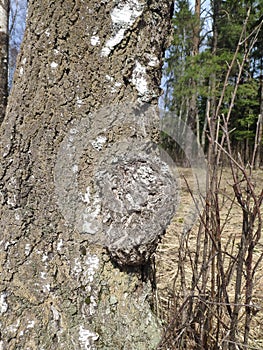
(0, 1, 175, 349)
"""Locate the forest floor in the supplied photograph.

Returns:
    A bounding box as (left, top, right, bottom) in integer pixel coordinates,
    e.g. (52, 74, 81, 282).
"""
(155, 166, 263, 349)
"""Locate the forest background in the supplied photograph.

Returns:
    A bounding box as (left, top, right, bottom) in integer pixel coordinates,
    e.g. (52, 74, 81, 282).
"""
(162, 0, 263, 167)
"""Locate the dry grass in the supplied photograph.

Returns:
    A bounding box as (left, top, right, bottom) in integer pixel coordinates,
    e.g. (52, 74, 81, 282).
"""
(155, 167, 263, 349)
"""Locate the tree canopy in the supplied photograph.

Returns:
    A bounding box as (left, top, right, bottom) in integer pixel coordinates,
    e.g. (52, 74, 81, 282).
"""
(164, 0, 263, 164)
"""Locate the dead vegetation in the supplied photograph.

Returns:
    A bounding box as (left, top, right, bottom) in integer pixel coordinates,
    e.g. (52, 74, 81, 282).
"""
(155, 11, 263, 348)
(155, 166, 263, 349)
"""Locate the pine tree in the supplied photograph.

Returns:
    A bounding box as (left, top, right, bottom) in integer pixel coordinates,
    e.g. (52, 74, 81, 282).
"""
(164, 0, 203, 140)
(164, 0, 263, 163)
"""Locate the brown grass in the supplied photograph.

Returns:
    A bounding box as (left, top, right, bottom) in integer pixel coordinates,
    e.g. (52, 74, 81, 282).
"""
(155, 167, 263, 349)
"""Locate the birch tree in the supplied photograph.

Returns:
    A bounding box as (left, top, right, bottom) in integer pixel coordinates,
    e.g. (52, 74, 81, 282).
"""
(0, 1, 175, 349)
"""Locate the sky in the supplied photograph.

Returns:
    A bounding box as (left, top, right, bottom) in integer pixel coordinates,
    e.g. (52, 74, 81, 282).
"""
(8, 0, 27, 88)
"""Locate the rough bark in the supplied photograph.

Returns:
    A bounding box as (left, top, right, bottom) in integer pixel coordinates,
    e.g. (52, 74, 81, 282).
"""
(192, 0, 200, 57)
(0, 1, 174, 349)
(254, 75, 263, 168)
(188, 0, 200, 137)
(0, 0, 9, 123)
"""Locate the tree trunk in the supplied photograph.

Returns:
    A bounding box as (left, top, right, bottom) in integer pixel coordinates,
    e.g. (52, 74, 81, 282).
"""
(0, 1, 175, 349)
(7, 0, 28, 89)
(0, 0, 9, 123)
(254, 73, 263, 169)
(192, 0, 200, 57)
(188, 0, 200, 137)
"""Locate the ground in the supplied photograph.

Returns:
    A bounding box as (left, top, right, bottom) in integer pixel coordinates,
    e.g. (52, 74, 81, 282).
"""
(156, 166, 263, 349)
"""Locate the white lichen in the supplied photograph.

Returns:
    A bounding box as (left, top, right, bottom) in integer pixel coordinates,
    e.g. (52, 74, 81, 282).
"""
(0, 292, 8, 314)
(24, 243, 31, 256)
(9, 176, 17, 186)
(101, 1, 144, 57)
(50, 61, 58, 69)
(72, 164, 78, 173)
(146, 53, 159, 67)
(84, 254, 100, 285)
(79, 325, 99, 350)
(4, 240, 16, 250)
(81, 187, 102, 234)
(7, 194, 17, 207)
(91, 135, 107, 151)
(2, 151, 7, 158)
(111, 1, 143, 24)
(40, 271, 46, 279)
(43, 284, 51, 293)
(82, 197, 101, 234)
(76, 96, 83, 107)
(45, 29, 50, 37)
(57, 238, 63, 251)
(69, 127, 78, 135)
(40, 272, 50, 293)
(105, 74, 114, 82)
(101, 29, 126, 57)
(90, 35, 100, 46)
(73, 258, 82, 275)
(84, 254, 100, 315)
(71, 253, 99, 317)
(27, 320, 35, 329)
(0, 6, 8, 34)
(82, 213, 99, 234)
(111, 81, 122, 93)
(72, 254, 99, 283)
(131, 60, 148, 96)
(83, 187, 91, 204)
(51, 304, 60, 321)
(42, 253, 49, 262)
(7, 319, 20, 333)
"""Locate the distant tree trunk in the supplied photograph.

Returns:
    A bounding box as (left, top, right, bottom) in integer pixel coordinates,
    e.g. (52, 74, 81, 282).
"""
(188, 0, 200, 138)
(0, 0, 9, 123)
(254, 113, 263, 169)
(205, 0, 221, 153)
(7, 0, 28, 89)
(0, 1, 174, 349)
(192, 0, 200, 57)
(254, 71, 263, 168)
